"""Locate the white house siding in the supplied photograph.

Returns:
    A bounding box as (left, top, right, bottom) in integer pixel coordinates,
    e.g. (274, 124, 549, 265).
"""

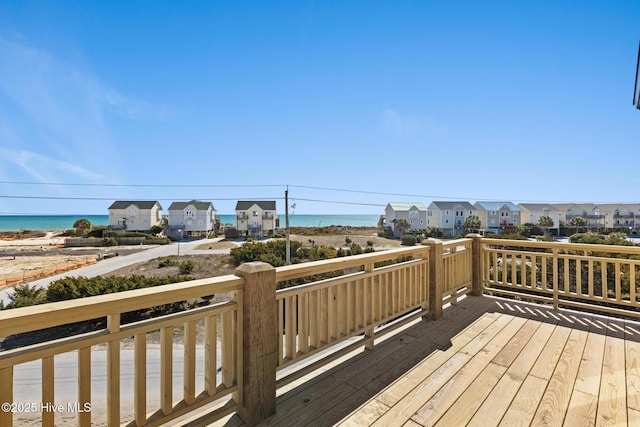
(384, 203, 427, 234)
(167, 201, 216, 235)
(427, 202, 477, 237)
(235, 201, 277, 238)
(108, 201, 163, 231)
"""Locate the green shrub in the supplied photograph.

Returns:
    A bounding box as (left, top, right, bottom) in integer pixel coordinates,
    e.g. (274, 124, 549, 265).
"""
(149, 225, 163, 235)
(179, 261, 195, 274)
(85, 226, 106, 238)
(401, 234, 417, 246)
(103, 237, 117, 246)
(225, 228, 239, 239)
(3, 284, 47, 309)
(158, 257, 176, 268)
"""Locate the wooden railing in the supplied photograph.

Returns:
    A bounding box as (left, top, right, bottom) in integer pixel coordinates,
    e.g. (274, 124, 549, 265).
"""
(442, 239, 473, 305)
(274, 246, 430, 386)
(0, 277, 244, 427)
(4, 235, 640, 425)
(480, 237, 640, 318)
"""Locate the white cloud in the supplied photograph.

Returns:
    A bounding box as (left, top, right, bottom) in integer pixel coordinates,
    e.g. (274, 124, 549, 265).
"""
(0, 36, 171, 185)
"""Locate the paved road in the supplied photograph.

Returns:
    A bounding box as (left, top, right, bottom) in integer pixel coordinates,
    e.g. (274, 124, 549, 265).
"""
(0, 238, 237, 305)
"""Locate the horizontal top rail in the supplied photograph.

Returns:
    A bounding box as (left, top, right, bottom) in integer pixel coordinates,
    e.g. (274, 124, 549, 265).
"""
(0, 274, 244, 337)
(482, 238, 640, 255)
(275, 246, 429, 282)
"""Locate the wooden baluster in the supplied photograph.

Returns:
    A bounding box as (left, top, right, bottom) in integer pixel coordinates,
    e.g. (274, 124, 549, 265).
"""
(42, 356, 54, 427)
(107, 314, 120, 425)
(184, 320, 196, 405)
(78, 347, 91, 427)
(134, 334, 146, 427)
(0, 367, 13, 427)
(160, 326, 173, 415)
(204, 315, 218, 395)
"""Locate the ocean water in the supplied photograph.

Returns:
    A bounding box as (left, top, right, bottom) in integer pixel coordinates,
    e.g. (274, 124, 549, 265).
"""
(0, 214, 380, 231)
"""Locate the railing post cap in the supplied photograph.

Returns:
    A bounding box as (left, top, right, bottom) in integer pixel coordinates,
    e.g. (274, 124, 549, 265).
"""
(422, 237, 442, 245)
(465, 233, 483, 239)
(235, 261, 275, 274)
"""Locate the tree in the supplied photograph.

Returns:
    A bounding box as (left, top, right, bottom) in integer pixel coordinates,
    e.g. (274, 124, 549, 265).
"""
(538, 216, 554, 236)
(394, 219, 410, 236)
(569, 216, 586, 234)
(463, 215, 481, 233)
(73, 218, 92, 236)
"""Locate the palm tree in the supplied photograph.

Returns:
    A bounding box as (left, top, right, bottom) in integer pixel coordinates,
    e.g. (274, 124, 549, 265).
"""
(395, 218, 410, 236)
(463, 215, 481, 233)
(73, 218, 92, 236)
(538, 216, 554, 237)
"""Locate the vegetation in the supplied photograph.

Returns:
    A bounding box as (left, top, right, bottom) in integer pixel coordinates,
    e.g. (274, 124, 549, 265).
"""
(179, 260, 195, 274)
(2, 275, 194, 310)
(464, 215, 481, 232)
(401, 234, 417, 246)
(538, 215, 554, 229)
(73, 218, 92, 236)
(394, 219, 410, 236)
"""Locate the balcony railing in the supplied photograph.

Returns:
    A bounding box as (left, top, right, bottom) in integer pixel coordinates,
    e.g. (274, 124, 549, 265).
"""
(1, 236, 640, 425)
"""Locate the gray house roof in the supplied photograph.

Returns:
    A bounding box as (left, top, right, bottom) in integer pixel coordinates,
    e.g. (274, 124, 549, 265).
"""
(475, 201, 521, 211)
(235, 201, 277, 211)
(429, 201, 476, 211)
(168, 200, 215, 211)
(108, 201, 162, 210)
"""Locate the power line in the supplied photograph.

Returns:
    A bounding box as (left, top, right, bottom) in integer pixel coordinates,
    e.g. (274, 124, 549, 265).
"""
(0, 180, 637, 205)
(0, 181, 285, 188)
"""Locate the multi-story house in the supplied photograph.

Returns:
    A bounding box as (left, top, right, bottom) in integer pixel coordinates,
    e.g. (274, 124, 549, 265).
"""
(474, 202, 521, 233)
(593, 203, 640, 233)
(556, 203, 603, 229)
(518, 203, 562, 232)
(235, 201, 278, 238)
(427, 201, 477, 237)
(384, 203, 427, 236)
(108, 201, 163, 231)
(167, 200, 217, 238)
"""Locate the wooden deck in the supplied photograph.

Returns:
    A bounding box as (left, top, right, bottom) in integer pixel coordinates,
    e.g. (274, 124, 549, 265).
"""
(207, 295, 640, 427)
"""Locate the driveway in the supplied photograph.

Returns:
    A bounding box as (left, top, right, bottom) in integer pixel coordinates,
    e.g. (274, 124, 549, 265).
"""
(0, 238, 237, 305)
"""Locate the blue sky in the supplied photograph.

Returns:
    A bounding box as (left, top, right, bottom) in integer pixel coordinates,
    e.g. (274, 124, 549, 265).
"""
(0, 0, 638, 215)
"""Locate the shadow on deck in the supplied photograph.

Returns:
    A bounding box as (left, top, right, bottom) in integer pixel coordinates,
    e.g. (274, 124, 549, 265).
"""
(204, 295, 640, 426)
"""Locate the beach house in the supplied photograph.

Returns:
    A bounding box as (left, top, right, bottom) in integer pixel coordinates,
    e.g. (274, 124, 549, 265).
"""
(108, 200, 163, 231)
(384, 202, 427, 236)
(167, 200, 217, 238)
(427, 201, 477, 237)
(235, 200, 278, 238)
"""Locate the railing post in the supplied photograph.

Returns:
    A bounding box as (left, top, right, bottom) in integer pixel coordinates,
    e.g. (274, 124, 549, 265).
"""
(466, 233, 484, 297)
(235, 261, 277, 425)
(424, 239, 444, 320)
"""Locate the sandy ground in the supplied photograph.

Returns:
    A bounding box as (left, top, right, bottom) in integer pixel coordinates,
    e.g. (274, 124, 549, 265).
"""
(0, 231, 399, 289)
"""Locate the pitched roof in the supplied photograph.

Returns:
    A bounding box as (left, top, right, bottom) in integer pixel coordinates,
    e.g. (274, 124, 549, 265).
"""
(429, 201, 476, 210)
(168, 200, 215, 211)
(108, 201, 162, 210)
(517, 203, 558, 211)
(387, 202, 427, 211)
(235, 200, 277, 211)
(474, 201, 521, 211)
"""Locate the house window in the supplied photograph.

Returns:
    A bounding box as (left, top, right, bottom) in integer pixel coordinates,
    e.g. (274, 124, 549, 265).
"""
(491, 219, 496, 224)
(428, 211, 432, 216)
(252, 211, 258, 216)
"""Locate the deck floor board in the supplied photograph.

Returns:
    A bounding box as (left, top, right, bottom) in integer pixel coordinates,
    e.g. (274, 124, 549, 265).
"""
(205, 295, 640, 427)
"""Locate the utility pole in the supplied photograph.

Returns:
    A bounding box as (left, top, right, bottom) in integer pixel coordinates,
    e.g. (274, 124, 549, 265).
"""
(285, 187, 291, 265)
